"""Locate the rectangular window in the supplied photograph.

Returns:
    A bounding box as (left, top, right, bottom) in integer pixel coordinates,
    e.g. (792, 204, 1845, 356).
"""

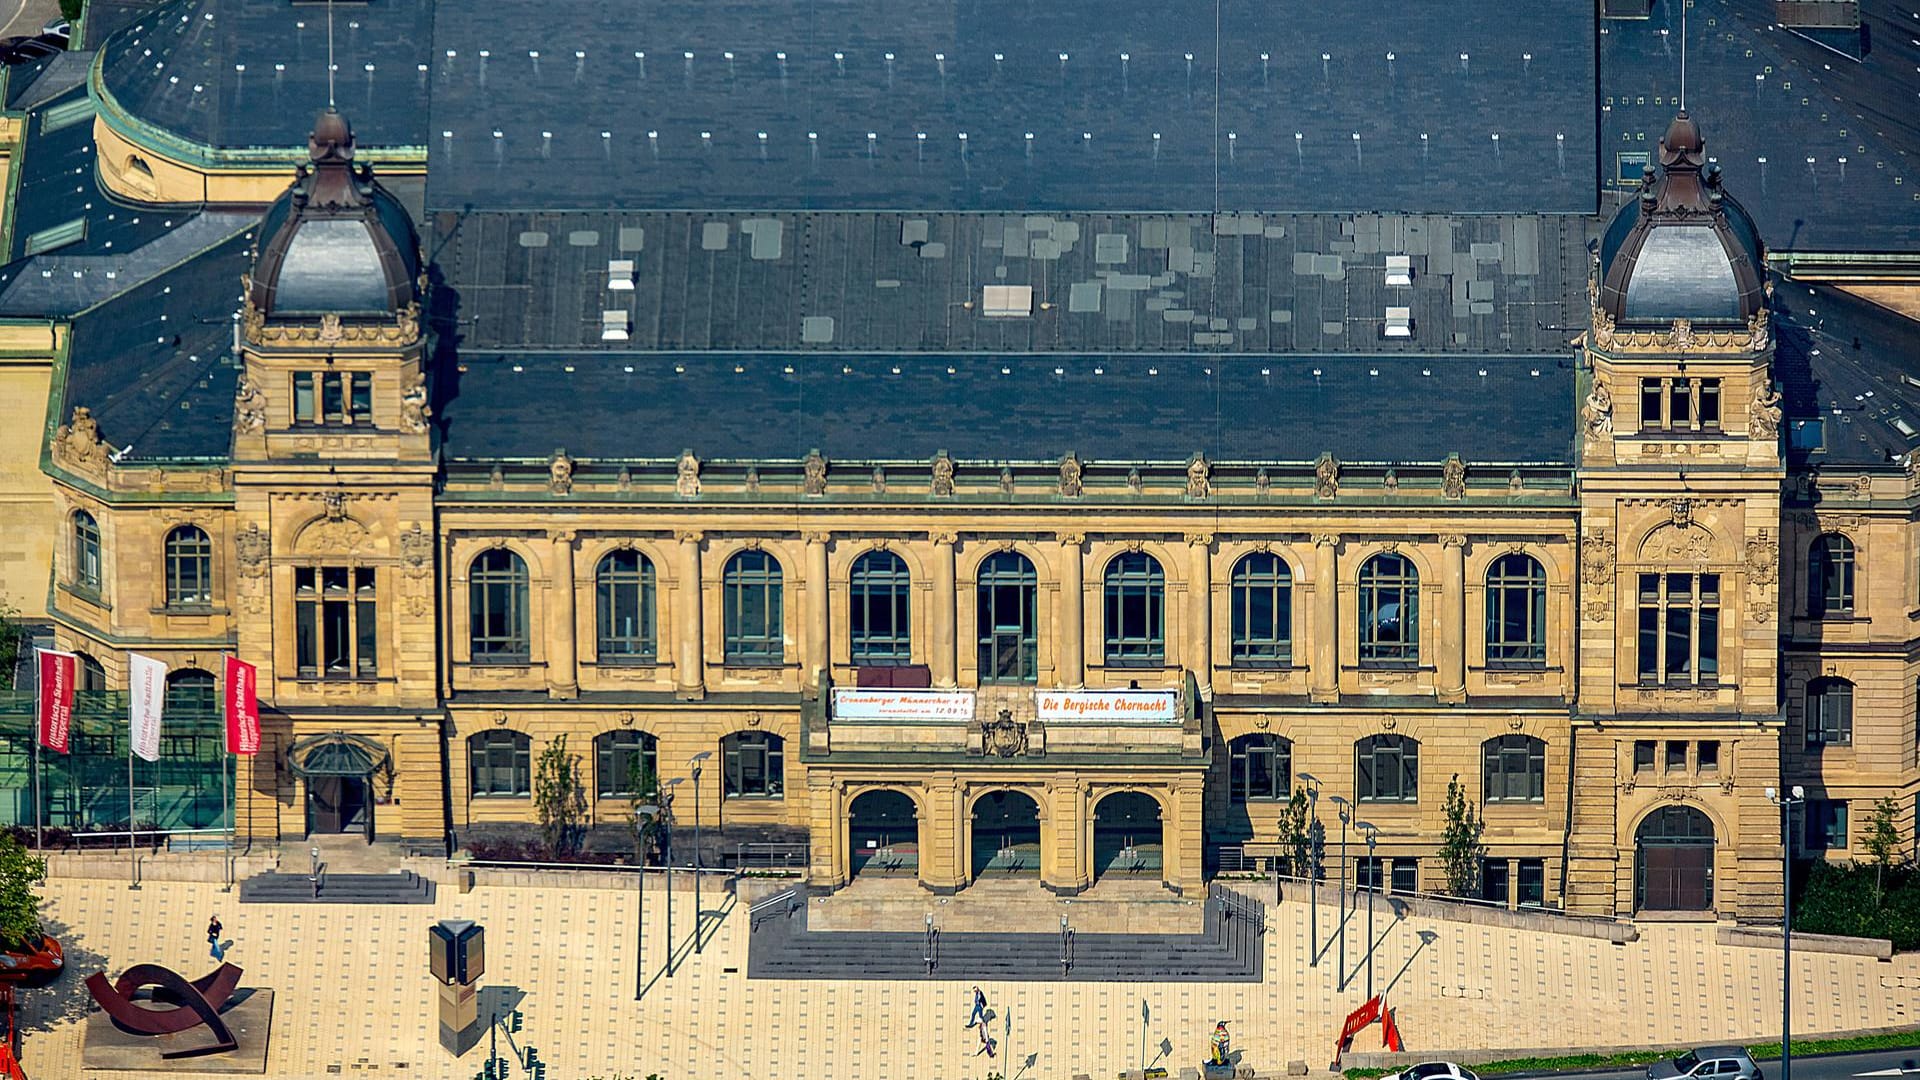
(1639, 573, 1719, 686)
(321, 373, 345, 421)
(1697, 740, 1719, 772)
(1481, 858, 1510, 904)
(1665, 740, 1688, 771)
(294, 373, 316, 422)
(1699, 380, 1722, 429)
(1807, 800, 1849, 851)
(1669, 378, 1693, 427)
(1355, 856, 1384, 891)
(298, 372, 372, 425)
(348, 374, 373, 423)
(1637, 574, 1660, 682)
(1641, 379, 1665, 430)
(1639, 376, 1721, 432)
(1633, 740, 1656, 772)
(1788, 418, 1824, 452)
(293, 565, 376, 678)
(1390, 858, 1419, 896)
(1516, 858, 1546, 907)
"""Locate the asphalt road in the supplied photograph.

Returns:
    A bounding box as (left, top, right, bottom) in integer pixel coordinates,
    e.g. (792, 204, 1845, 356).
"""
(1534, 1047, 1920, 1080)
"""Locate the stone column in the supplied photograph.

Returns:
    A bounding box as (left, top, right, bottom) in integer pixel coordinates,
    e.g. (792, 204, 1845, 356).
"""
(806, 533, 831, 686)
(1440, 534, 1467, 703)
(1311, 534, 1340, 703)
(676, 531, 704, 698)
(547, 530, 578, 698)
(1187, 533, 1214, 695)
(1058, 533, 1085, 688)
(931, 533, 958, 687)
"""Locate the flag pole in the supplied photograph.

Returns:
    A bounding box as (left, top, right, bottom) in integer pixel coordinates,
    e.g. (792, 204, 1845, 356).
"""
(31, 730, 40, 851)
(222, 655, 232, 892)
(127, 739, 137, 890)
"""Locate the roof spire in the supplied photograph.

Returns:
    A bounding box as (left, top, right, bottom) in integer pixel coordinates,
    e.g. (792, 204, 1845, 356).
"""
(326, 0, 336, 109)
(304, 109, 365, 210)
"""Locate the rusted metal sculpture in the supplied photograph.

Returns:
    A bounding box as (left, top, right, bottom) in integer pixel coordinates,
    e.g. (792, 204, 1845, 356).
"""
(85, 962, 243, 1058)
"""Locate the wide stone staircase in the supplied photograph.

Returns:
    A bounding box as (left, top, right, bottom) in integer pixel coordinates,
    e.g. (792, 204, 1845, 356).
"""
(747, 883, 1263, 981)
(239, 867, 436, 904)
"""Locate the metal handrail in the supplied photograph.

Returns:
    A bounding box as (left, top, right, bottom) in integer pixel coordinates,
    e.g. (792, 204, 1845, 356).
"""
(747, 888, 799, 917)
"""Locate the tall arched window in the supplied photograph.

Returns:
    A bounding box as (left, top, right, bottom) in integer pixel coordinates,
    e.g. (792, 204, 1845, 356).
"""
(1810, 534, 1856, 616)
(723, 550, 784, 663)
(595, 550, 656, 662)
(75, 652, 106, 692)
(1359, 553, 1419, 663)
(1230, 553, 1292, 665)
(71, 511, 100, 593)
(1356, 734, 1420, 802)
(1229, 733, 1292, 802)
(722, 731, 785, 798)
(1103, 552, 1165, 664)
(849, 551, 911, 664)
(164, 525, 213, 607)
(469, 730, 532, 796)
(1806, 677, 1854, 747)
(1485, 553, 1547, 665)
(164, 668, 217, 715)
(469, 550, 531, 660)
(977, 552, 1038, 683)
(1482, 734, 1547, 802)
(594, 729, 658, 798)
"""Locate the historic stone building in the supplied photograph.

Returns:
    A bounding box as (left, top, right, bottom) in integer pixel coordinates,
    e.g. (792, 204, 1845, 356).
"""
(4, 0, 1919, 921)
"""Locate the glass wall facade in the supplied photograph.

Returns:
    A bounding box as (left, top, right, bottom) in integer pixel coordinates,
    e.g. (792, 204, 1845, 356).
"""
(0, 692, 233, 834)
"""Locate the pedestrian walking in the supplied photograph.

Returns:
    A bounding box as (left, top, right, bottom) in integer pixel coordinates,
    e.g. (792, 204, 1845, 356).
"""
(207, 915, 224, 960)
(965, 985, 986, 1028)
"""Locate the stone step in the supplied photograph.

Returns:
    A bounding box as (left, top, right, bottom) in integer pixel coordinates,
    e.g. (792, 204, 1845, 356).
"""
(239, 871, 436, 905)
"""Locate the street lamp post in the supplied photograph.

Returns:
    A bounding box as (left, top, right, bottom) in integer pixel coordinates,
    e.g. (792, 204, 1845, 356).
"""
(1299, 773, 1323, 967)
(661, 776, 685, 976)
(1329, 794, 1352, 989)
(1356, 822, 1378, 1001)
(1766, 785, 1805, 1080)
(689, 751, 713, 954)
(633, 802, 660, 1002)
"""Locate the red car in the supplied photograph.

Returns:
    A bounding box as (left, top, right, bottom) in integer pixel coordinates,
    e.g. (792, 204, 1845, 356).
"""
(0, 936, 64, 987)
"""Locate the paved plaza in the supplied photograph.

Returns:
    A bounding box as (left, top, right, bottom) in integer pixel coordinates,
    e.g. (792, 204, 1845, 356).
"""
(17, 870, 1920, 1080)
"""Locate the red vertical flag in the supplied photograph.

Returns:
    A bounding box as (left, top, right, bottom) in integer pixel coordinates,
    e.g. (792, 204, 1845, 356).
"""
(35, 649, 75, 753)
(223, 655, 260, 755)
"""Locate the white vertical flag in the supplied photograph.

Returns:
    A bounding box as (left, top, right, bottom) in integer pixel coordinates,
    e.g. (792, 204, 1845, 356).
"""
(127, 652, 166, 763)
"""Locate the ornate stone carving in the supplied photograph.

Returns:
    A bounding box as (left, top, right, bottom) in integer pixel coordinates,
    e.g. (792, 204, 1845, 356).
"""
(618, 711, 636, 727)
(52, 406, 110, 478)
(1314, 453, 1339, 499)
(548, 450, 575, 495)
(1185, 454, 1211, 499)
(1313, 533, 1339, 549)
(871, 466, 887, 494)
(1125, 538, 1145, 554)
(1749, 379, 1782, 441)
(1641, 523, 1714, 563)
(617, 466, 633, 492)
(930, 451, 955, 496)
(1668, 498, 1693, 530)
(1852, 474, 1873, 498)
(1380, 716, 1398, 731)
(1253, 716, 1270, 730)
(298, 514, 369, 555)
(1382, 469, 1398, 493)
(317, 313, 345, 344)
(400, 372, 431, 434)
(1661, 786, 1695, 803)
(1255, 468, 1270, 494)
(1580, 531, 1614, 622)
(235, 523, 269, 578)
(931, 532, 958, 546)
(396, 301, 421, 343)
(1185, 533, 1213, 548)
(1441, 454, 1467, 500)
(1440, 534, 1466, 550)
(676, 450, 701, 497)
(1508, 470, 1523, 495)
(1583, 379, 1614, 437)
(999, 466, 1014, 494)
(1059, 452, 1084, 498)
(321, 490, 347, 522)
(1058, 532, 1085, 548)
(233, 379, 268, 433)
(400, 523, 432, 576)
(744, 467, 760, 493)
(488, 464, 504, 490)
(1378, 541, 1401, 555)
(1126, 468, 1142, 494)
(799, 450, 827, 496)
(1667, 318, 1694, 350)
(985, 709, 1028, 758)
(1745, 530, 1778, 586)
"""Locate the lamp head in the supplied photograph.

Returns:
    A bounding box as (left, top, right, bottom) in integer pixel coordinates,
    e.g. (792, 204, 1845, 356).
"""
(1791, 785, 1805, 799)
(1765, 786, 1777, 801)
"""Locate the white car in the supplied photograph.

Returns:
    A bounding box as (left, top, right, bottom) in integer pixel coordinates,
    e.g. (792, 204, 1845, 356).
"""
(1385, 1064, 1481, 1080)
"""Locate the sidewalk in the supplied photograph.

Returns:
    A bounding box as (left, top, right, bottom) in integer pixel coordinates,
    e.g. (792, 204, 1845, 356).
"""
(17, 874, 1918, 1080)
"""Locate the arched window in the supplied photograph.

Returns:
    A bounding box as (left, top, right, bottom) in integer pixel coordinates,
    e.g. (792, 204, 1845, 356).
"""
(1482, 734, 1546, 802)
(849, 551, 911, 664)
(469, 550, 531, 661)
(1810, 534, 1855, 616)
(164, 668, 217, 715)
(71, 511, 100, 593)
(1103, 552, 1165, 664)
(595, 550, 656, 662)
(1485, 553, 1547, 665)
(468, 730, 532, 796)
(722, 731, 785, 798)
(1356, 734, 1420, 802)
(1359, 554, 1419, 663)
(164, 525, 213, 607)
(1806, 677, 1854, 747)
(1229, 733, 1292, 803)
(1230, 553, 1292, 665)
(594, 729, 658, 798)
(722, 550, 784, 664)
(977, 552, 1038, 683)
(75, 652, 106, 692)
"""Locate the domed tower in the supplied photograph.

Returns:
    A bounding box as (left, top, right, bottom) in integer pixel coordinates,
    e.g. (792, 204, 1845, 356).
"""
(1567, 112, 1785, 924)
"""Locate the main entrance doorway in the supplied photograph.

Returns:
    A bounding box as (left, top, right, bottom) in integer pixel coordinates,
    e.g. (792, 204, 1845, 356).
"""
(1093, 791, 1164, 881)
(287, 732, 389, 843)
(307, 777, 370, 836)
(1635, 805, 1715, 911)
(971, 791, 1041, 880)
(848, 789, 918, 878)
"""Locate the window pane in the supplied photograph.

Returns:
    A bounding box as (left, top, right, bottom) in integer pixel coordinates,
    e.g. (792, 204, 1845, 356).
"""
(321, 373, 344, 418)
(1697, 741, 1719, 771)
(1638, 607, 1660, 680)
(1665, 609, 1692, 678)
(1697, 606, 1719, 678)
(296, 599, 317, 676)
(349, 373, 372, 419)
(294, 373, 315, 422)
(357, 597, 378, 677)
(323, 599, 350, 673)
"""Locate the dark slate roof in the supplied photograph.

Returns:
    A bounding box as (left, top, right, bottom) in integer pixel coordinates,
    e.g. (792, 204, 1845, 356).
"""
(421, 0, 1598, 214)
(96, 0, 431, 154)
(79, 0, 166, 51)
(60, 233, 250, 463)
(432, 209, 1593, 355)
(436, 352, 1577, 466)
(1599, 0, 1920, 253)
(4, 51, 93, 111)
(1771, 281, 1920, 466)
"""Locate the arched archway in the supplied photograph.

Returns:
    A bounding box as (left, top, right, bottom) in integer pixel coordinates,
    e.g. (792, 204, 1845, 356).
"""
(971, 790, 1041, 879)
(1093, 791, 1164, 881)
(848, 789, 918, 878)
(1635, 805, 1716, 912)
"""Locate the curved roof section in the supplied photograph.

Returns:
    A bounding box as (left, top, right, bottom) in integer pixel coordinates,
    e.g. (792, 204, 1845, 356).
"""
(1597, 112, 1765, 328)
(96, 0, 430, 156)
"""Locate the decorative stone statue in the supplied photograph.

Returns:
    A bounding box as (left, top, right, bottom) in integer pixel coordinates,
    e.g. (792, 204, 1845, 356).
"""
(399, 373, 431, 434)
(871, 466, 887, 494)
(930, 451, 955, 496)
(744, 467, 760, 494)
(548, 450, 575, 495)
(1126, 468, 1143, 494)
(1313, 453, 1339, 499)
(802, 449, 828, 496)
(53, 406, 109, 474)
(999, 466, 1014, 494)
(1749, 379, 1782, 441)
(1583, 379, 1613, 437)
(231, 379, 268, 433)
(1255, 468, 1270, 495)
(1058, 452, 1083, 497)
(396, 300, 421, 343)
(676, 450, 701, 497)
(1185, 453, 1210, 499)
(1441, 454, 1467, 500)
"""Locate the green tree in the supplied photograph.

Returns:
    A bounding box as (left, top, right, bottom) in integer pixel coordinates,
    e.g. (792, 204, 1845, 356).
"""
(1439, 773, 1485, 896)
(58, 0, 83, 27)
(532, 734, 586, 858)
(1278, 787, 1311, 877)
(0, 833, 46, 949)
(1864, 795, 1904, 898)
(625, 755, 662, 865)
(0, 599, 22, 692)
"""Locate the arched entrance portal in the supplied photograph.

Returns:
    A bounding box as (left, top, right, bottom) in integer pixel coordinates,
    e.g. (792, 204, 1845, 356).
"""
(1093, 791, 1164, 881)
(971, 791, 1042, 879)
(1635, 805, 1716, 911)
(848, 789, 918, 878)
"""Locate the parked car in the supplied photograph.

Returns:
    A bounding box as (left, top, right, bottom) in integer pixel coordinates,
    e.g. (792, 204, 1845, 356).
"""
(1384, 1064, 1481, 1080)
(0, 934, 64, 988)
(0, 34, 64, 65)
(39, 18, 70, 43)
(1648, 1048, 1763, 1080)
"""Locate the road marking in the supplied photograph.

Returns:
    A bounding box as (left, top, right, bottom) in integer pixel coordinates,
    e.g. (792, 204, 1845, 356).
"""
(0, 0, 28, 40)
(1850, 1069, 1920, 1076)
